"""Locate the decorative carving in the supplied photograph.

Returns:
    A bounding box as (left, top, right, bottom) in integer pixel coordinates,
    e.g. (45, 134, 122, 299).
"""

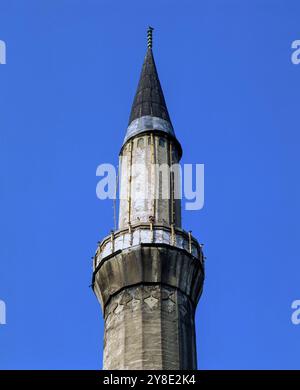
(104, 284, 192, 320)
(144, 296, 159, 309)
(162, 299, 175, 313)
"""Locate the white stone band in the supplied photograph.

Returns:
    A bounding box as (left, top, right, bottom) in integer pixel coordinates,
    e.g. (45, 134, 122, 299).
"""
(95, 225, 202, 268)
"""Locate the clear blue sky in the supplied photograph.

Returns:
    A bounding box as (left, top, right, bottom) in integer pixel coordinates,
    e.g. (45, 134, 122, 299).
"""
(0, 0, 300, 369)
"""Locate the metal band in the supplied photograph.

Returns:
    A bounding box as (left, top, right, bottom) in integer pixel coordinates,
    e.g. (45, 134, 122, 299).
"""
(123, 115, 175, 145)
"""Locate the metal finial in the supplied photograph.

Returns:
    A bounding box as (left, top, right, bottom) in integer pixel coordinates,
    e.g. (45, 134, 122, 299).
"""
(147, 26, 154, 48)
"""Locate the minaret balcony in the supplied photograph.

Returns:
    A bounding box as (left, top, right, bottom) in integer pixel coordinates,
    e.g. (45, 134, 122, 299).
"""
(94, 223, 204, 271)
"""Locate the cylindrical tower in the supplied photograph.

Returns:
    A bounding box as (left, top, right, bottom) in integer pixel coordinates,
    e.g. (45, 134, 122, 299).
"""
(92, 29, 204, 370)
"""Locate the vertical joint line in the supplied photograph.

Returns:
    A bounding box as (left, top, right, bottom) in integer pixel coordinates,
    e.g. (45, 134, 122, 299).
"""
(188, 231, 192, 254)
(128, 140, 133, 224)
(171, 223, 175, 246)
(169, 141, 175, 225)
(111, 231, 115, 253)
(150, 221, 154, 243)
(128, 222, 133, 245)
(151, 133, 156, 221)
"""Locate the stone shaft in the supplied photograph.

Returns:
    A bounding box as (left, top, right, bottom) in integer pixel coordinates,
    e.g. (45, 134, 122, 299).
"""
(93, 244, 204, 370)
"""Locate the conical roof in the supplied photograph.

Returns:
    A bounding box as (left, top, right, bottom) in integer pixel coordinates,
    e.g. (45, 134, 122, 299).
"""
(128, 48, 172, 126)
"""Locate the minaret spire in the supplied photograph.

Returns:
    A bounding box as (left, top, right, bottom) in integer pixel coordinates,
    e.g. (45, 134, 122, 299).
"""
(123, 27, 182, 155)
(128, 28, 171, 126)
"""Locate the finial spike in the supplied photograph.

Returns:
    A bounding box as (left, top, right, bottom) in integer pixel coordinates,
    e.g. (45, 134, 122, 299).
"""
(147, 26, 154, 48)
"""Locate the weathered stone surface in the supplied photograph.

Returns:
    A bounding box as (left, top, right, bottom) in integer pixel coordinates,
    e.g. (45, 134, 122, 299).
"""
(93, 243, 204, 370)
(93, 244, 204, 310)
(118, 133, 181, 229)
(103, 285, 197, 370)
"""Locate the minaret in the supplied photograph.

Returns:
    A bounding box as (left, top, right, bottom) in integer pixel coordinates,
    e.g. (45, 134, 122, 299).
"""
(92, 28, 204, 370)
